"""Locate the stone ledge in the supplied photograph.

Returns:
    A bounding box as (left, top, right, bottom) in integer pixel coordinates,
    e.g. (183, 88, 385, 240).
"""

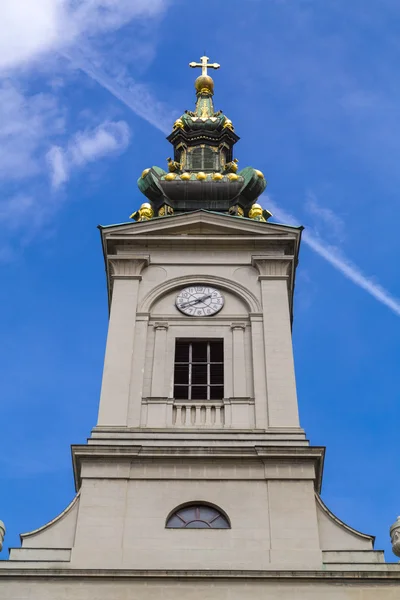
(1, 567, 400, 580)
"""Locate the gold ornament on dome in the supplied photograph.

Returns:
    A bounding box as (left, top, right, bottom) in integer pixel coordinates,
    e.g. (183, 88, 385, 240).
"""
(165, 172, 177, 181)
(229, 205, 244, 217)
(212, 172, 223, 181)
(223, 118, 235, 131)
(227, 173, 239, 181)
(224, 158, 238, 173)
(248, 203, 266, 222)
(141, 168, 151, 178)
(254, 169, 264, 179)
(158, 205, 174, 217)
(173, 118, 184, 129)
(130, 202, 154, 222)
(167, 157, 181, 172)
(196, 171, 207, 180)
(180, 172, 191, 180)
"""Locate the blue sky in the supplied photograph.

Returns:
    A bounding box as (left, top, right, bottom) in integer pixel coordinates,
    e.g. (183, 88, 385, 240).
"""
(1, 0, 400, 560)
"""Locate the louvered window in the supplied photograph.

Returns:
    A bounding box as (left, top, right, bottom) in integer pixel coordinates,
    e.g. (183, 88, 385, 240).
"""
(188, 147, 218, 171)
(174, 340, 224, 400)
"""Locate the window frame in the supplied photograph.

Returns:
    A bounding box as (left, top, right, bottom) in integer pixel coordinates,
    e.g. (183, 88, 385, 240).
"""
(165, 502, 231, 530)
(173, 339, 224, 401)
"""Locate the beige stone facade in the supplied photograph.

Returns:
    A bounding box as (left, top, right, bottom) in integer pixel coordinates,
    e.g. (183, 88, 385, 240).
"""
(1, 210, 399, 597)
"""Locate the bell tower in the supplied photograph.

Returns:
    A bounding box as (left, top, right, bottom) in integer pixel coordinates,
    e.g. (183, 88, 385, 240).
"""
(2, 57, 399, 599)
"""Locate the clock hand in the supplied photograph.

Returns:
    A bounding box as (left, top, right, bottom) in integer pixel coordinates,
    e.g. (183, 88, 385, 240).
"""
(179, 294, 212, 308)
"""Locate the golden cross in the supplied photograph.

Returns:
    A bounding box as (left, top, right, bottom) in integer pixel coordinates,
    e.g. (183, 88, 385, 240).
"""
(189, 55, 220, 77)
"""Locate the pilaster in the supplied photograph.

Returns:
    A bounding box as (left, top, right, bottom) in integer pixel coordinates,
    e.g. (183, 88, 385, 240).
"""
(151, 322, 169, 397)
(230, 322, 247, 398)
(97, 256, 149, 427)
(252, 256, 300, 428)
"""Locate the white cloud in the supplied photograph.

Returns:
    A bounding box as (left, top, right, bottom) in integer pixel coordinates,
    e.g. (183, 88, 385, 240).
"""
(0, 0, 168, 73)
(0, 81, 65, 180)
(263, 195, 400, 317)
(47, 120, 131, 188)
(46, 146, 69, 188)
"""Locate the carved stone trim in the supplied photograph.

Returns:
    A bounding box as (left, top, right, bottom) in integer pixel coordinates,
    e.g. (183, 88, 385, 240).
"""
(230, 322, 246, 331)
(108, 255, 150, 278)
(390, 516, 400, 557)
(153, 321, 169, 331)
(251, 255, 293, 279)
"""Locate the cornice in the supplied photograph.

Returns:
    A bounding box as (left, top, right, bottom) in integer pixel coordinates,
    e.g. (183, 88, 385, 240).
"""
(1, 567, 400, 580)
(71, 444, 324, 492)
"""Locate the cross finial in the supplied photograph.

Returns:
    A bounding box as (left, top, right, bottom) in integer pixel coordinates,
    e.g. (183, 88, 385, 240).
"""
(189, 55, 220, 77)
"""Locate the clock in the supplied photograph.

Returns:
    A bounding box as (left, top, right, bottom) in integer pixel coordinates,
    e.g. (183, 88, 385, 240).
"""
(175, 285, 224, 317)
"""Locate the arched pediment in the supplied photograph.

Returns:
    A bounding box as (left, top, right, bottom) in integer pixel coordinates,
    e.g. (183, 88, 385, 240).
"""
(138, 274, 261, 314)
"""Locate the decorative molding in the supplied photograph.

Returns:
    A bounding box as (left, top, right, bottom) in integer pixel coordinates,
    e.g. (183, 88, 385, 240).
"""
(108, 255, 150, 278)
(2, 567, 400, 579)
(230, 322, 246, 331)
(390, 516, 400, 557)
(153, 321, 169, 331)
(251, 255, 293, 279)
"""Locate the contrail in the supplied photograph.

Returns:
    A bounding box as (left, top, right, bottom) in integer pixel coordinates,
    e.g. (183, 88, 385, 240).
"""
(265, 197, 400, 317)
(61, 49, 175, 135)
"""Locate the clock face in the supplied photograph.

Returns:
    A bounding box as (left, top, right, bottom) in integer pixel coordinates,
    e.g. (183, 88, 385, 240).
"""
(176, 286, 224, 317)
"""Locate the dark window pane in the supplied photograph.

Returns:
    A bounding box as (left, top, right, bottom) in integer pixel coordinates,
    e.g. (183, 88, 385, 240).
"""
(210, 341, 223, 362)
(175, 341, 189, 362)
(210, 363, 224, 384)
(199, 506, 219, 521)
(191, 386, 208, 399)
(209, 386, 223, 400)
(166, 515, 185, 528)
(192, 363, 207, 384)
(185, 520, 210, 528)
(210, 516, 230, 528)
(174, 364, 189, 384)
(190, 148, 203, 170)
(174, 385, 188, 399)
(192, 342, 208, 362)
(203, 147, 215, 170)
(176, 507, 196, 521)
(166, 504, 230, 529)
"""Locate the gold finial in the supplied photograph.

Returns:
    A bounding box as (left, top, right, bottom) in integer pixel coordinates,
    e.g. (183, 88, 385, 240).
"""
(189, 55, 220, 77)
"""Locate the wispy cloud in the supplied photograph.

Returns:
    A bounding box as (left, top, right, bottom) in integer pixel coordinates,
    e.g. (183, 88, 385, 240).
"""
(0, 0, 168, 73)
(0, 81, 65, 180)
(47, 120, 131, 188)
(263, 196, 400, 317)
(305, 192, 346, 243)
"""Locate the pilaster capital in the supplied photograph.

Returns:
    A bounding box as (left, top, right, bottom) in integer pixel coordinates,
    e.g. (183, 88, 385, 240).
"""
(108, 255, 150, 279)
(153, 321, 169, 331)
(251, 255, 293, 279)
(230, 322, 247, 331)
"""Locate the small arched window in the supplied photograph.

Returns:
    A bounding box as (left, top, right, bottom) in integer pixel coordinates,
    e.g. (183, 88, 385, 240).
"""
(166, 503, 230, 529)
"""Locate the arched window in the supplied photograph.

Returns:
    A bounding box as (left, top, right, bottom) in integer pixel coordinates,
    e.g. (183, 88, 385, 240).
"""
(166, 503, 230, 529)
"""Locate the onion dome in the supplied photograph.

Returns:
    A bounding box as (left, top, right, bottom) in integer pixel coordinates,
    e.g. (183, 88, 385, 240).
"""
(135, 56, 269, 220)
